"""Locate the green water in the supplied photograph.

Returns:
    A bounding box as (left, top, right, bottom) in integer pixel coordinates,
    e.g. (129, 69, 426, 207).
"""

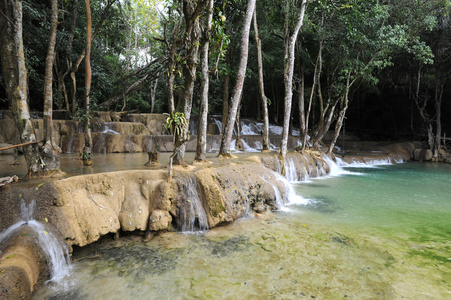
(33, 162, 451, 299)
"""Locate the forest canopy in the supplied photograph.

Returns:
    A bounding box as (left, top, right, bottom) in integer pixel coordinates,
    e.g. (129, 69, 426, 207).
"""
(1, 0, 450, 157)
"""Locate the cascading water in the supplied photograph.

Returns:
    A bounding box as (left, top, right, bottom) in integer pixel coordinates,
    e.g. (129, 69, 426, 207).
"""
(213, 118, 223, 134)
(240, 122, 261, 135)
(0, 199, 71, 282)
(100, 122, 120, 135)
(241, 140, 259, 152)
(179, 177, 209, 232)
(272, 171, 309, 207)
(259, 175, 285, 210)
(27, 220, 71, 282)
(284, 158, 299, 182)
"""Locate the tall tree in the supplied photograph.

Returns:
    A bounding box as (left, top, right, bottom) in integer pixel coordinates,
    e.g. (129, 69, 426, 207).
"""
(195, 0, 214, 162)
(0, 0, 41, 175)
(218, 0, 256, 156)
(280, 0, 308, 169)
(253, 7, 270, 151)
(83, 0, 93, 166)
(172, 0, 209, 165)
(41, 0, 62, 173)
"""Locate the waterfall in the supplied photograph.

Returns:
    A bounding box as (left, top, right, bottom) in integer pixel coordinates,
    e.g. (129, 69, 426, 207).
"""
(272, 171, 308, 206)
(242, 196, 252, 218)
(0, 199, 71, 282)
(214, 118, 223, 134)
(242, 140, 259, 152)
(27, 220, 71, 282)
(180, 177, 209, 232)
(240, 121, 261, 135)
(284, 158, 299, 183)
(259, 175, 285, 210)
(100, 122, 120, 135)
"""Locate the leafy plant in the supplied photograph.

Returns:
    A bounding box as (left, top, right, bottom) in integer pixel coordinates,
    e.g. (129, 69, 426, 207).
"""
(82, 152, 93, 160)
(164, 111, 188, 136)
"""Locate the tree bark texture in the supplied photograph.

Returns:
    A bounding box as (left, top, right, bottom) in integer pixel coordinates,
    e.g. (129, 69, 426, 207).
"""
(219, 0, 256, 156)
(173, 0, 208, 165)
(56, 0, 116, 114)
(195, 0, 214, 161)
(0, 0, 41, 175)
(151, 78, 159, 113)
(83, 0, 93, 166)
(253, 8, 270, 151)
(297, 58, 306, 150)
(42, 0, 62, 172)
(327, 92, 349, 155)
(327, 74, 356, 155)
(221, 64, 230, 134)
(280, 0, 308, 160)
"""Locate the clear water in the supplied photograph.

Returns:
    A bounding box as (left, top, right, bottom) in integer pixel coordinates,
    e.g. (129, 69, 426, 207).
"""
(33, 162, 451, 299)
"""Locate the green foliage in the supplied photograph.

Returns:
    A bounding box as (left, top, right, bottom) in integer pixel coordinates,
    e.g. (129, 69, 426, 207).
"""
(164, 111, 188, 136)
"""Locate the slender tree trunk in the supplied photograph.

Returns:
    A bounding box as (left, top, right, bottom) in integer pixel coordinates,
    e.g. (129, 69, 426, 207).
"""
(434, 73, 444, 160)
(219, 0, 256, 156)
(411, 66, 434, 149)
(297, 58, 306, 149)
(156, 13, 183, 114)
(66, 0, 117, 114)
(41, 0, 61, 172)
(0, 0, 41, 175)
(221, 59, 230, 133)
(83, 0, 93, 166)
(195, 0, 214, 161)
(314, 98, 338, 147)
(173, 0, 208, 165)
(301, 33, 322, 152)
(280, 0, 308, 168)
(253, 8, 270, 151)
(327, 75, 355, 155)
(150, 78, 158, 113)
(58, 0, 77, 114)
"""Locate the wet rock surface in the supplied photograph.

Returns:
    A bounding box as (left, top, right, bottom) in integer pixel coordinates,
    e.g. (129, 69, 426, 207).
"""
(0, 141, 422, 299)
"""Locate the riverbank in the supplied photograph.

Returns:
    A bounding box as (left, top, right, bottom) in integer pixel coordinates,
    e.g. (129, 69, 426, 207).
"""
(0, 142, 418, 299)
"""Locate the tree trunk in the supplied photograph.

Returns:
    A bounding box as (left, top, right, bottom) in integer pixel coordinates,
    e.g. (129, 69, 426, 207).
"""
(411, 66, 434, 150)
(301, 33, 322, 153)
(253, 8, 270, 151)
(297, 55, 306, 150)
(0, 0, 42, 175)
(57, 0, 77, 115)
(221, 63, 230, 134)
(151, 78, 159, 113)
(313, 98, 339, 147)
(83, 0, 93, 166)
(63, 0, 117, 115)
(41, 0, 62, 173)
(195, 0, 214, 162)
(173, 0, 208, 165)
(327, 94, 348, 155)
(219, 0, 256, 156)
(434, 73, 444, 160)
(327, 74, 355, 155)
(280, 0, 308, 165)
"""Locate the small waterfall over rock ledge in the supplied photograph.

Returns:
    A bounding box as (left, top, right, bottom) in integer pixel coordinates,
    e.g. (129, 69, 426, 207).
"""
(178, 176, 209, 232)
(0, 199, 71, 283)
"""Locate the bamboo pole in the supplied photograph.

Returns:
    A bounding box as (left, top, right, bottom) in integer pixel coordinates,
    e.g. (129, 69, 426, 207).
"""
(0, 140, 41, 152)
